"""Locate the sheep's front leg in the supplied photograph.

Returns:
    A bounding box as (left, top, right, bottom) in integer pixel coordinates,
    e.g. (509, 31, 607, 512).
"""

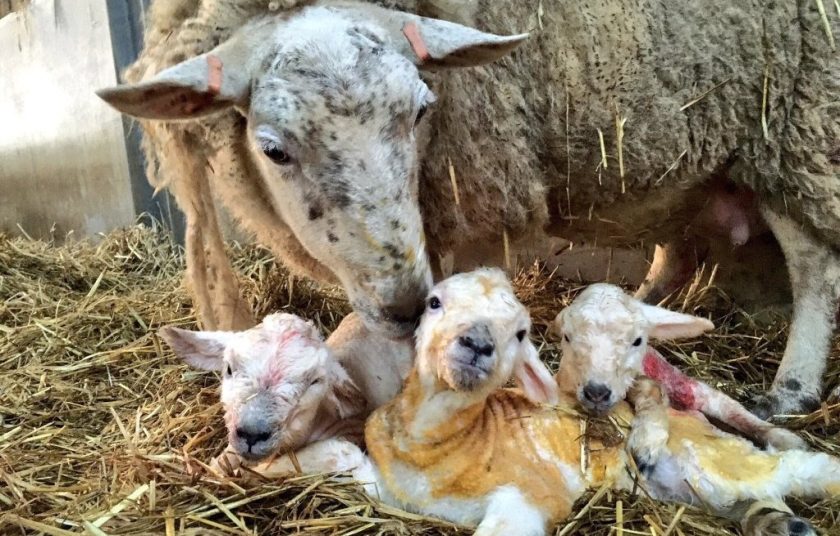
(211, 438, 367, 481)
(752, 207, 840, 418)
(731, 500, 816, 536)
(474, 486, 547, 536)
(625, 377, 670, 476)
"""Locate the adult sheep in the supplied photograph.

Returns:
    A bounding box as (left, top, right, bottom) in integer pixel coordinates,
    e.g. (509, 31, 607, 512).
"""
(97, 0, 840, 417)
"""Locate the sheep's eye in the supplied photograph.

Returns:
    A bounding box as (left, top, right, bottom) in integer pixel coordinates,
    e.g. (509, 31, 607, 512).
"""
(263, 144, 292, 165)
(414, 104, 428, 126)
(428, 296, 442, 310)
(224, 364, 233, 377)
(563, 334, 570, 343)
(516, 330, 527, 342)
(632, 337, 643, 347)
(311, 378, 321, 385)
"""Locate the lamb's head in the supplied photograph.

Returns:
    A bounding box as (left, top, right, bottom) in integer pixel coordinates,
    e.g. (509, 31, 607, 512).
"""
(160, 314, 364, 462)
(97, 4, 527, 338)
(415, 268, 558, 404)
(553, 284, 713, 415)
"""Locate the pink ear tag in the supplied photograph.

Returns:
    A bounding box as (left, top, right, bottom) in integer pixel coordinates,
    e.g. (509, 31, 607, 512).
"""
(207, 55, 223, 95)
(402, 22, 431, 63)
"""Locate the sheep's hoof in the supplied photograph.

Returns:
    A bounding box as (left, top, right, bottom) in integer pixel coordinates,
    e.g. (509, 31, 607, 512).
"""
(744, 510, 816, 536)
(749, 388, 820, 421)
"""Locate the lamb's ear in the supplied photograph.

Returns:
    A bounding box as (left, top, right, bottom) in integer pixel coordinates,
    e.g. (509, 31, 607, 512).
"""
(638, 303, 714, 340)
(324, 361, 366, 419)
(550, 309, 566, 340)
(367, 8, 528, 69)
(96, 22, 273, 120)
(158, 326, 234, 370)
(514, 341, 560, 405)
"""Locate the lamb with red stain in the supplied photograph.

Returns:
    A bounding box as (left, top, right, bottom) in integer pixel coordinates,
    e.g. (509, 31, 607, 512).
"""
(159, 312, 412, 477)
(552, 283, 806, 471)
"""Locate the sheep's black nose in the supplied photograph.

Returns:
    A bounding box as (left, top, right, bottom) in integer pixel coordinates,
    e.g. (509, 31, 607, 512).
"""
(583, 382, 612, 404)
(236, 426, 271, 448)
(458, 325, 495, 357)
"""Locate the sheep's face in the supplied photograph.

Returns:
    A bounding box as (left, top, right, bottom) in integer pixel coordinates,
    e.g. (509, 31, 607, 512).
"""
(96, 5, 526, 339)
(247, 10, 435, 339)
(416, 269, 539, 397)
(160, 314, 363, 462)
(554, 284, 713, 415)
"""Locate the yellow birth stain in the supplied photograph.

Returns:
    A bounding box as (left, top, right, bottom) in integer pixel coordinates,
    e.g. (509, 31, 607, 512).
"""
(667, 413, 779, 483)
(477, 274, 498, 297)
(405, 247, 416, 265)
(367, 379, 605, 524)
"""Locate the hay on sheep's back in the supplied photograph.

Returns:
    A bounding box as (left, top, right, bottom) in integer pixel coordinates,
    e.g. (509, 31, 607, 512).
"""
(0, 226, 837, 535)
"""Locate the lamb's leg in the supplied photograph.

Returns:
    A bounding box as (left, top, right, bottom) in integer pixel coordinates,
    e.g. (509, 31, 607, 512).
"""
(634, 239, 707, 305)
(211, 438, 367, 481)
(641, 350, 805, 450)
(474, 487, 548, 536)
(751, 207, 840, 418)
(729, 500, 816, 536)
(626, 377, 670, 476)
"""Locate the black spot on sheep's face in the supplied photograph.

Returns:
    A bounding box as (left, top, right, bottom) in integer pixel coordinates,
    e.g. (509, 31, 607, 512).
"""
(245, 15, 434, 338)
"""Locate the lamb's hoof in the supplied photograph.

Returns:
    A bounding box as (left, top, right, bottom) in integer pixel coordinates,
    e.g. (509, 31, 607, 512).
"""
(750, 387, 820, 420)
(627, 425, 667, 479)
(786, 518, 817, 536)
(761, 427, 807, 451)
(210, 450, 242, 477)
(744, 510, 816, 536)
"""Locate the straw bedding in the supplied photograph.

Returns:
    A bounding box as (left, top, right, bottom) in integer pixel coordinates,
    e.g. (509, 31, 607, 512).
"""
(1, 224, 838, 535)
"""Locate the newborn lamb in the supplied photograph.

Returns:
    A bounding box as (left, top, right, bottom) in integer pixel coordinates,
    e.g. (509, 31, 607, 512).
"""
(160, 312, 411, 476)
(362, 269, 838, 536)
(552, 283, 806, 464)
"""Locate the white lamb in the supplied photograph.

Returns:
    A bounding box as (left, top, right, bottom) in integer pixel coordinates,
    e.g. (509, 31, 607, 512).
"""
(159, 312, 411, 476)
(552, 283, 808, 468)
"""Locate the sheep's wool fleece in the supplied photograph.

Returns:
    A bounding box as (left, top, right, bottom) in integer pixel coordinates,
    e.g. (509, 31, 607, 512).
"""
(365, 377, 625, 523)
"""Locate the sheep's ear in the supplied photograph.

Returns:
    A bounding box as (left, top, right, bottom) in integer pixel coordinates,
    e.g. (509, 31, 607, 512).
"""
(514, 341, 559, 405)
(367, 8, 528, 69)
(639, 304, 714, 340)
(324, 361, 366, 419)
(158, 326, 234, 370)
(96, 22, 273, 120)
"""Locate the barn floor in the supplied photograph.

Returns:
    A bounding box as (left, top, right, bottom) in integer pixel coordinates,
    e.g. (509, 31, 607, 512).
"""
(1, 225, 838, 535)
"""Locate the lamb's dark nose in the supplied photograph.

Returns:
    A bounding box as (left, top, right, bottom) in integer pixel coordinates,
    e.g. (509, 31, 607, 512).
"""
(582, 382, 612, 404)
(458, 325, 495, 357)
(236, 426, 271, 448)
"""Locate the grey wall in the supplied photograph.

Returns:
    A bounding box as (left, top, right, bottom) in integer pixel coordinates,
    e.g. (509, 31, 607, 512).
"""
(0, 0, 136, 239)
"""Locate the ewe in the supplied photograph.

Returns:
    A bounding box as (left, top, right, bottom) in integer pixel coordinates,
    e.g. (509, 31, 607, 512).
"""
(100, 0, 840, 418)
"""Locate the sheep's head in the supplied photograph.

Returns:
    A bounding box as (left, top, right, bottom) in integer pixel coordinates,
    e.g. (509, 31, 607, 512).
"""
(97, 4, 527, 339)
(415, 268, 558, 404)
(160, 314, 363, 462)
(553, 284, 713, 415)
